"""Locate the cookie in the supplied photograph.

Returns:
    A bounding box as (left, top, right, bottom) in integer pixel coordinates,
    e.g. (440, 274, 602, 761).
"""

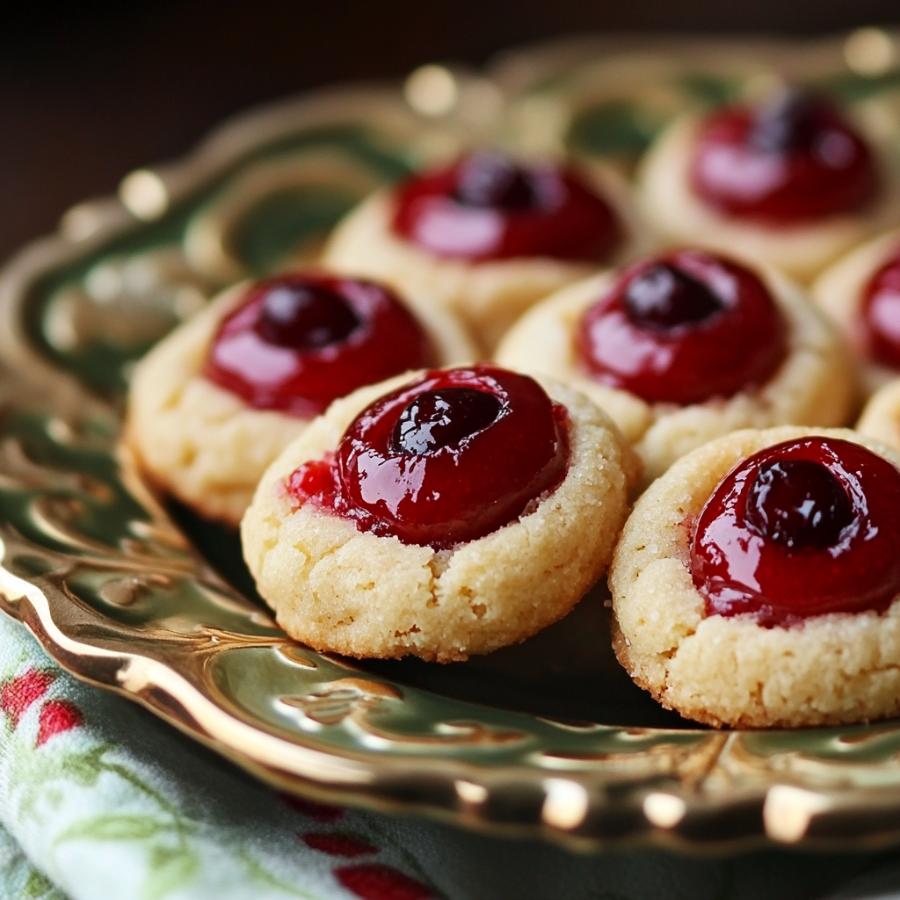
(323, 150, 650, 350)
(638, 88, 900, 283)
(241, 365, 635, 662)
(496, 249, 855, 484)
(126, 272, 475, 525)
(858, 379, 900, 450)
(610, 426, 900, 728)
(813, 227, 900, 395)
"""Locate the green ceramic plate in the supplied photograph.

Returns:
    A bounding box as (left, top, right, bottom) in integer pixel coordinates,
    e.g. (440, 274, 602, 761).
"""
(4, 32, 900, 853)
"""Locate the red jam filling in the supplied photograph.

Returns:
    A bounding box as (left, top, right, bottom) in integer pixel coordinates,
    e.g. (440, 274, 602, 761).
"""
(286, 365, 570, 549)
(861, 247, 900, 370)
(576, 250, 787, 405)
(690, 89, 878, 223)
(203, 273, 434, 417)
(690, 437, 900, 625)
(390, 150, 623, 262)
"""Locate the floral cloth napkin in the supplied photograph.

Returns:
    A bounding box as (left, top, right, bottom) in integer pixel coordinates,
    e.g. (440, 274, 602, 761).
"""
(0, 610, 899, 900)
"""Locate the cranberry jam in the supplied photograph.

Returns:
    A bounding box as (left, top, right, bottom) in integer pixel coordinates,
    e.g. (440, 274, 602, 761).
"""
(690, 437, 900, 625)
(204, 273, 434, 417)
(391, 150, 623, 262)
(286, 366, 570, 549)
(861, 248, 900, 370)
(576, 250, 787, 405)
(690, 88, 878, 223)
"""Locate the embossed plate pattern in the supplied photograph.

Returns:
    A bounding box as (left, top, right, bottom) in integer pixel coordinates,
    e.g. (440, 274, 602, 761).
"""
(3, 33, 900, 853)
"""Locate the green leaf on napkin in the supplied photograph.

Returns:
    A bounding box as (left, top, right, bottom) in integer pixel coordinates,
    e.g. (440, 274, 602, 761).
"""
(56, 814, 169, 842)
(144, 846, 199, 900)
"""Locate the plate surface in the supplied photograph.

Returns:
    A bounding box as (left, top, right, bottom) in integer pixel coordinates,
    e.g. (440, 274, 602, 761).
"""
(4, 32, 900, 853)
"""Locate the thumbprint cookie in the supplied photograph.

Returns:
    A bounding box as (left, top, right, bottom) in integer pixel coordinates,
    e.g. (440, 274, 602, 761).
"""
(638, 87, 899, 283)
(126, 272, 474, 525)
(610, 427, 900, 727)
(858, 379, 900, 450)
(323, 149, 650, 349)
(241, 365, 635, 661)
(813, 227, 900, 395)
(496, 249, 854, 483)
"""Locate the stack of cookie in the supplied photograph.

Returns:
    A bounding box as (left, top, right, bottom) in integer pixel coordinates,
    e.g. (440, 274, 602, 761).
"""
(127, 84, 900, 728)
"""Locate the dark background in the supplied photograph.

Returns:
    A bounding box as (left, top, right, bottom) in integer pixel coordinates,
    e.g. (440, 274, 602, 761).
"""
(3, 1, 900, 261)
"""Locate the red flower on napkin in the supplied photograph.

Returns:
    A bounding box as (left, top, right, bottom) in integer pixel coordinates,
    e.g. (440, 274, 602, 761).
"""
(336, 863, 433, 900)
(0, 669, 54, 726)
(36, 699, 83, 747)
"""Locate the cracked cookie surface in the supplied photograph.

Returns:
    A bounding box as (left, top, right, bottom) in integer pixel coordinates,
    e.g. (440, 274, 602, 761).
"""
(610, 426, 900, 727)
(241, 373, 635, 661)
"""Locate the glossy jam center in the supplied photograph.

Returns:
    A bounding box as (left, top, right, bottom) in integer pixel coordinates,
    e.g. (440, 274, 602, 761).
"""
(285, 366, 570, 549)
(690, 89, 878, 223)
(390, 388, 503, 455)
(690, 437, 900, 625)
(577, 250, 787, 405)
(861, 248, 900, 370)
(391, 151, 623, 263)
(624, 263, 722, 330)
(204, 274, 434, 417)
(743, 459, 854, 549)
(453, 152, 537, 210)
(255, 281, 360, 348)
(748, 90, 825, 153)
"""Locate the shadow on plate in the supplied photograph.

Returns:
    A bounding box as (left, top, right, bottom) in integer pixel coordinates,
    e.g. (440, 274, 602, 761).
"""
(172, 501, 691, 730)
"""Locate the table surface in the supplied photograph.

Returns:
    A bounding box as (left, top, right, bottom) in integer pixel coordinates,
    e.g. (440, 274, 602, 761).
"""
(3, 1, 900, 263)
